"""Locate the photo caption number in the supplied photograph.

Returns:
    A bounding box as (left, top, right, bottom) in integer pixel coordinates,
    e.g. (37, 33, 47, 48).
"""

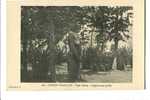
(8, 85, 21, 89)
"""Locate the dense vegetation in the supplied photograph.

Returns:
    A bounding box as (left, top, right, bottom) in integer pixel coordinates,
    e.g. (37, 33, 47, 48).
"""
(21, 6, 133, 82)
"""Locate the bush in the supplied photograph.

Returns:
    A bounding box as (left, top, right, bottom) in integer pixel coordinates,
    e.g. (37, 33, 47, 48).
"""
(81, 47, 114, 71)
(94, 52, 114, 71)
(82, 47, 97, 69)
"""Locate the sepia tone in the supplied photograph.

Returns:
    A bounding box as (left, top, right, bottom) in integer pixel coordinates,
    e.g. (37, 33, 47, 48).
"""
(21, 6, 133, 83)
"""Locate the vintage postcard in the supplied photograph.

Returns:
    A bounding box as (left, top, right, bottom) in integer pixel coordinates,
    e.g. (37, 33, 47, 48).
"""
(6, 0, 145, 90)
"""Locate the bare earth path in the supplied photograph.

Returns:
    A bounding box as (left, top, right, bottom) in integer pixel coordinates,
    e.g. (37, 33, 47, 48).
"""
(80, 70, 132, 83)
(56, 63, 132, 83)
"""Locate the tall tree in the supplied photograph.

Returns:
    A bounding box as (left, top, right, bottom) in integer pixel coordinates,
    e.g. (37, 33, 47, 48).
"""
(95, 7, 111, 51)
(81, 7, 111, 51)
(21, 6, 83, 82)
(21, 7, 38, 81)
(109, 6, 133, 50)
(108, 6, 133, 70)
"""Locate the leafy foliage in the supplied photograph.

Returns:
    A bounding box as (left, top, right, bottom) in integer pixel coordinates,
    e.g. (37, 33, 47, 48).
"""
(21, 6, 133, 82)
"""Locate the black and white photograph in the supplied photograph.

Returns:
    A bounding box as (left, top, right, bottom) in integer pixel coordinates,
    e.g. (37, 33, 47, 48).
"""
(1, 0, 148, 99)
(21, 6, 133, 83)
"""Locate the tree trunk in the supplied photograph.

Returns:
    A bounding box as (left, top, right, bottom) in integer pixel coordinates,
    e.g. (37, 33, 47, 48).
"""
(112, 40, 118, 70)
(48, 19, 56, 82)
(90, 32, 93, 47)
(21, 40, 28, 81)
(68, 32, 81, 82)
(114, 40, 118, 51)
(49, 47, 56, 82)
(101, 42, 104, 52)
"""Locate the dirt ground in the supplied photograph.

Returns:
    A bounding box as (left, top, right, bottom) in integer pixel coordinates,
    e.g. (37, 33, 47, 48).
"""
(80, 70, 132, 83)
(56, 63, 132, 83)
